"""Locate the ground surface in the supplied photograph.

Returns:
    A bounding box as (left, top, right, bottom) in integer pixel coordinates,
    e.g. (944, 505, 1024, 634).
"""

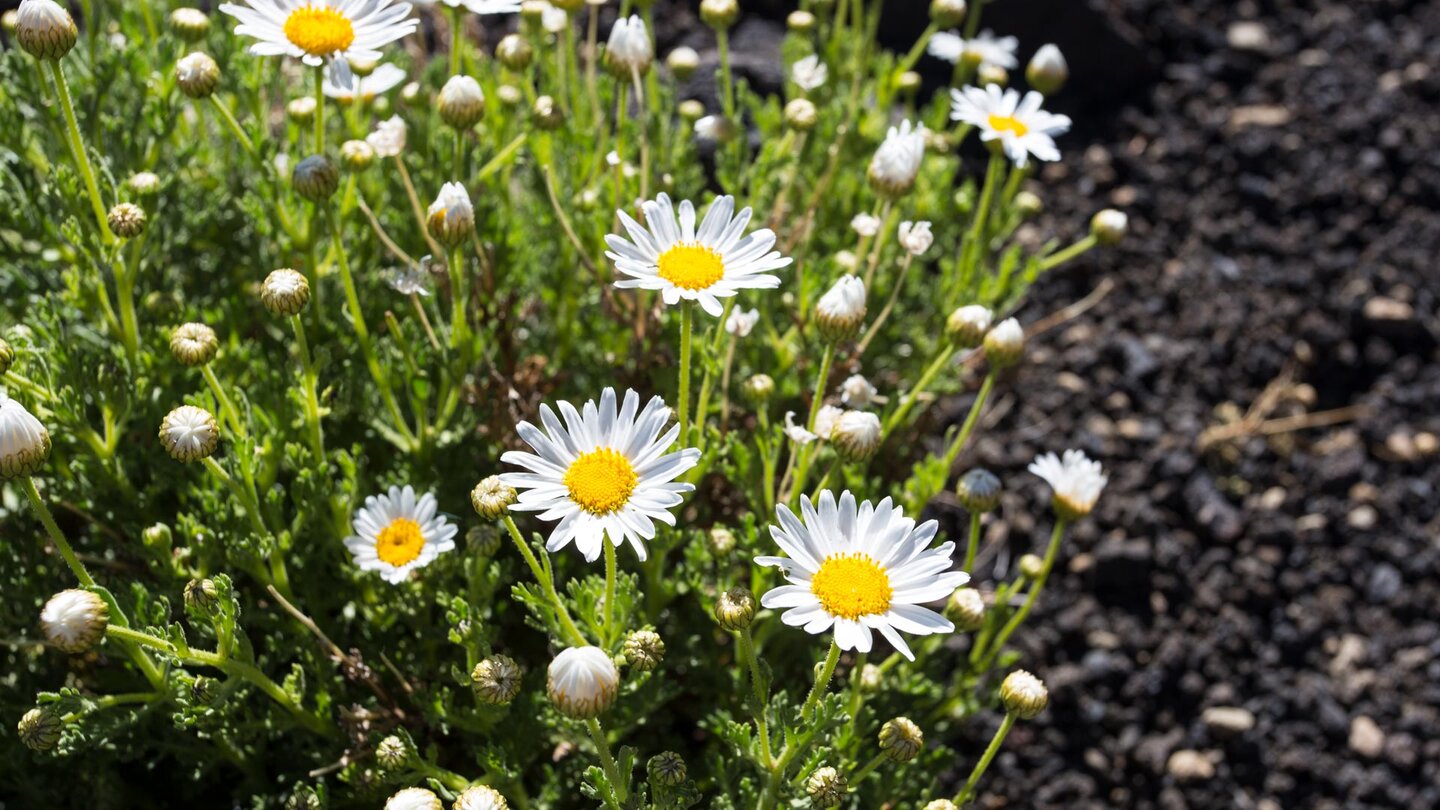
(908, 0, 1440, 807)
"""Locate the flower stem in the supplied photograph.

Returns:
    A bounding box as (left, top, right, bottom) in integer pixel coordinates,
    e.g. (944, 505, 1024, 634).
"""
(449, 4, 465, 76)
(290, 314, 325, 460)
(964, 512, 982, 573)
(200, 365, 245, 439)
(956, 153, 1004, 300)
(448, 244, 469, 351)
(313, 67, 325, 155)
(46, 60, 112, 245)
(717, 29, 735, 118)
(677, 300, 694, 443)
(737, 627, 773, 767)
(208, 95, 256, 158)
(882, 345, 955, 437)
(977, 520, 1067, 671)
(22, 477, 94, 587)
(941, 372, 996, 468)
(954, 713, 1017, 806)
(1036, 234, 1099, 273)
(503, 516, 588, 646)
(801, 640, 841, 721)
(585, 717, 628, 803)
(602, 541, 618, 646)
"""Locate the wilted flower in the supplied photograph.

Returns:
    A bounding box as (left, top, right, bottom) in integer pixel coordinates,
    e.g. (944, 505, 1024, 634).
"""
(850, 213, 882, 238)
(1028, 449, 1107, 520)
(840, 374, 877, 408)
(367, 115, 407, 157)
(345, 485, 458, 583)
(40, 589, 109, 653)
(547, 646, 620, 718)
(724, 307, 759, 337)
(898, 220, 934, 255)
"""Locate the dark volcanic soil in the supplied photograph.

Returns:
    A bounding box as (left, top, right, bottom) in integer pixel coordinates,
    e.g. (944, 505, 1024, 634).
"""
(909, 0, 1440, 807)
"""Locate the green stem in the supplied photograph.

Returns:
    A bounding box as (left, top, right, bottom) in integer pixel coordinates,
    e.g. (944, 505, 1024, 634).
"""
(849, 751, 888, 786)
(448, 244, 469, 351)
(956, 153, 1004, 299)
(200, 365, 245, 439)
(449, 4, 465, 76)
(502, 516, 588, 646)
(964, 512, 982, 573)
(954, 713, 1017, 805)
(602, 541, 618, 646)
(208, 95, 256, 158)
(977, 520, 1067, 671)
(290, 315, 325, 460)
(1036, 234, 1099, 273)
(882, 345, 954, 437)
(677, 300, 694, 443)
(737, 628, 773, 767)
(585, 717, 628, 803)
(894, 22, 939, 77)
(313, 67, 325, 154)
(941, 372, 996, 467)
(717, 29, 735, 118)
(801, 640, 841, 721)
(22, 477, 94, 587)
(47, 60, 113, 245)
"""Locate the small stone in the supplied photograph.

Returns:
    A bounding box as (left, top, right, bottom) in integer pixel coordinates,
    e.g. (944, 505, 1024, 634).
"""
(1348, 716, 1384, 758)
(1362, 296, 1414, 324)
(1202, 706, 1255, 735)
(1166, 749, 1216, 781)
(1228, 104, 1290, 130)
(1226, 21, 1270, 51)
(1346, 505, 1377, 530)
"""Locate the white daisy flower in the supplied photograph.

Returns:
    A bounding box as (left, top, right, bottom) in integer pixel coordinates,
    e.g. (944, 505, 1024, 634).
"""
(784, 411, 817, 445)
(323, 61, 406, 101)
(757, 491, 969, 660)
(604, 14, 652, 76)
(927, 28, 1018, 69)
(344, 485, 458, 584)
(605, 193, 792, 317)
(791, 54, 827, 92)
(1028, 449, 1107, 520)
(499, 388, 700, 562)
(867, 120, 926, 198)
(366, 114, 407, 157)
(724, 307, 759, 337)
(898, 221, 933, 256)
(539, 2, 567, 33)
(219, 0, 419, 90)
(950, 85, 1071, 168)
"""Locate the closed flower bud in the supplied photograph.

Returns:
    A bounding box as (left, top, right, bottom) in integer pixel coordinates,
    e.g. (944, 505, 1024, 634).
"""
(814, 275, 866, 343)
(386, 787, 442, 810)
(470, 475, 517, 519)
(955, 468, 1002, 513)
(805, 766, 846, 808)
(945, 304, 992, 349)
(16, 0, 77, 60)
(0, 338, 14, 374)
(160, 405, 219, 462)
(106, 203, 147, 238)
(832, 410, 881, 462)
(879, 717, 924, 762)
(472, 654, 523, 705)
(898, 220, 933, 255)
(496, 84, 522, 108)
(977, 63, 1009, 88)
(896, 70, 922, 94)
(622, 629, 665, 672)
(438, 75, 485, 130)
(261, 268, 311, 317)
(924, 801, 960, 810)
(983, 317, 1024, 368)
(604, 15, 652, 77)
(678, 99, 705, 122)
(858, 663, 883, 693)
(466, 524, 503, 557)
(287, 95, 317, 123)
(128, 171, 161, 195)
(292, 155, 339, 202)
(868, 120, 926, 199)
(648, 751, 687, 786)
(666, 46, 699, 81)
(1011, 554, 1042, 581)
(547, 646, 620, 719)
(190, 675, 220, 705)
(1026, 44, 1068, 95)
(285, 786, 323, 810)
(531, 95, 564, 130)
(170, 322, 218, 366)
(41, 589, 108, 653)
(714, 587, 756, 631)
(1015, 190, 1043, 216)
(184, 578, 220, 616)
(784, 97, 818, 131)
(946, 587, 985, 631)
(427, 182, 475, 247)
(496, 33, 533, 71)
(929, 0, 967, 28)
(176, 51, 220, 98)
(454, 786, 509, 810)
(1, 9, 15, 34)
(708, 526, 736, 554)
(169, 8, 210, 41)
(0, 394, 51, 479)
(699, 0, 738, 30)
(1000, 669, 1049, 719)
(741, 373, 775, 405)
(786, 10, 815, 32)
(375, 734, 413, 770)
(840, 374, 877, 409)
(347, 55, 378, 77)
(18, 706, 63, 752)
(340, 139, 376, 171)
(1091, 209, 1128, 245)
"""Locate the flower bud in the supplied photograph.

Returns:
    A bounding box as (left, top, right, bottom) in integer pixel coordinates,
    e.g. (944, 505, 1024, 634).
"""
(532, 95, 564, 130)
(386, 787, 442, 810)
(784, 97, 818, 132)
(471, 475, 517, 519)
(955, 468, 1002, 513)
(699, 0, 738, 30)
(0, 338, 14, 375)
(496, 33, 533, 71)
(832, 410, 881, 463)
(176, 51, 220, 98)
(454, 786, 509, 810)
(714, 587, 756, 631)
(648, 751, 687, 787)
(868, 121, 926, 200)
(0, 393, 50, 479)
(678, 99, 705, 122)
(169, 8, 211, 41)
(604, 15, 653, 77)
(261, 268, 311, 317)
(107, 203, 147, 239)
(15, 0, 78, 61)
(128, 171, 162, 196)
(184, 578, 220, 616)
(707, 526, 736, 554)
(924, 802, 960, 810)
(18, 706, 63, 752)
(466, 524, 503, 557)
(879, 716, 924, 762)
(547, 646, 620, 719)
(1015, 190, 1043, 217)
(190, 675, 220, 705)
(945, 304, 992, 349)
(375, 734, 413, 770)
(41, 589, 108, 653)
(1, 9, 15, 34)
(340, 139, 376, 171)
(983, 317, 1024, 368)
(170, 322, 218, 366)
(1017, 553, 1045, 580)
(160, 405, 220, 462)
(427, 182, 475, 247)
(622, 629, 665, 672)
(666, 46, 699, 81)
(814, 275, 866, 344)
(929, 0, 967, 28)
(347, 55, 378, 77)
(1091, 209, 1128, 245)
(292, 155, 339, 202)
(438, 75, 485, 130)
(977, 63, 1009, 88)
(786, 10, 815, 32)
(1026, 44, 1068, 96)
(287, 95, 317, 123)
(858, 663, 883, 692)
(805, 766, 846, 808)
(1000, 669, 1049, 719)
(472, 654, 523, 705)
(895, 70, 922, 95)
(946, 587, 985, 631)
(741, 373, 775, 405)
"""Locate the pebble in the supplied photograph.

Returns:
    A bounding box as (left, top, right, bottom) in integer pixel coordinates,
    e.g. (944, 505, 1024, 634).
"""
(1362, 296, 1414, 324)
(1349, 716, 1384, 758)
(1202, 706, 1257, 735)
(1228, 104, 1291, 130)
(1166, 749, 1216, 781)
(1346, 505, 1378, 530)
(1227, 21, 1271, 51)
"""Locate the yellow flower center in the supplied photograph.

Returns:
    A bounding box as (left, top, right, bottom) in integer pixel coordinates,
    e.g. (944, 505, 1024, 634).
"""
(283, 6, 355, 57)
(987, 114, 1029, 137)
(810, 553, 892, 620)
(657, 244, 725, 291)
(375, 518, 425, 567)
(564, 448, 638, 515)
